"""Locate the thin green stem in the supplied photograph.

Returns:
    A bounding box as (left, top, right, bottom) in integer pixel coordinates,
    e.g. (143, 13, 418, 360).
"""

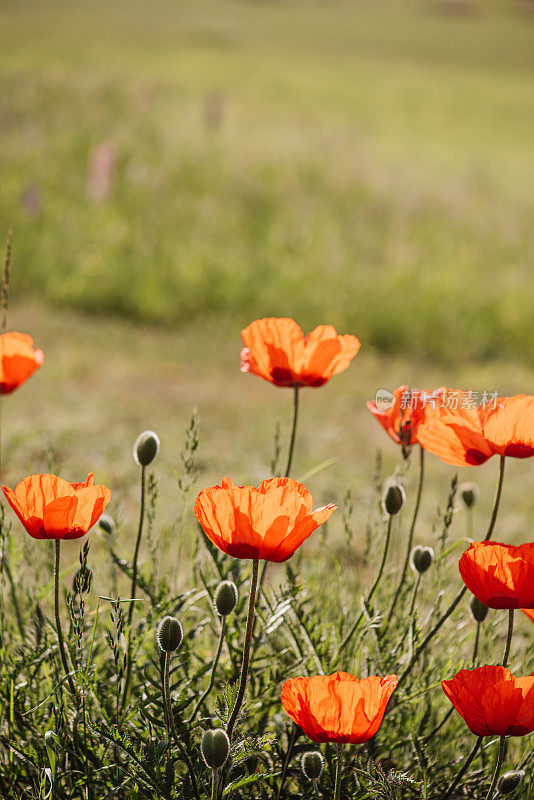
(334, 743, 343, 800)
(122, 465, 146, 707)
(502, 609, 514, 669)
(163, 651, 201, 800)
(397, 457, 506, 688)
(472, 622, 481, 666)
(385, 446, 424, 626)
(211, 769, 218, 800)
(189, 617, 226, 724)
(441, 735, 483, 800)
(226, 558, 259, 739)
(338, 515, 393, 655)
(484, 736, 506, 800)
(275, 725, 298, 800)
(285, 385, 300, 478)
(54, 540, 76, 697)
(407, 573, 422, 618)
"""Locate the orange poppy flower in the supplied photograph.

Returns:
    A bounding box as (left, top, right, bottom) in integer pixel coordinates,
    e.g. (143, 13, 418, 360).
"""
(240, 318, 360, 388)
(367, 385, 445, 451)
(2, 473, 111, 540)
(523, 608, 534, 623)
(458, 541, 534, 609)
(280, 671, 398, 744)
(194, 477, 335, 562)
(442, 666, 534, 737)
(0, 332, 44, 394)
(417, 394, 534, 467)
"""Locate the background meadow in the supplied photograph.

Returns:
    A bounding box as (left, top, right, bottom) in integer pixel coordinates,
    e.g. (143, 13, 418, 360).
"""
(1, 1, 534, 797)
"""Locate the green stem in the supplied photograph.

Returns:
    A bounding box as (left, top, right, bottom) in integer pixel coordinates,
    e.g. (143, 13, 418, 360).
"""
(385, 446, 424, 626)
(338, 515, 393, 654)
(163, 651, 201, 800)
(472, 622, 481, 666)
(484, 736, 506, 800)
(502, 609, 514, 669)
(122, 464, 146, 707)
(226, 558, 259, 739)
(334, 743, 343, 800)
(285, 385, 300, 478)
(189, 617, 226, 724)
(211, 769, 218, 800)
(275, 725, 298, 800)
(397, 457, 506, 688)
(54, 540, 76, 697)
(408, 573, 421, 618)
(441, 735, 483, 800)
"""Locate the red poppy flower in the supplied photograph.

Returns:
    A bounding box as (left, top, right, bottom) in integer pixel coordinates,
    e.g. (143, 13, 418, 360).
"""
(2, 473, 111, 540)
(194, 477, 335, 562)
(458, 541, 534, 609)
(367, 385, 445, 450)
(442, 666, 534, 737)
(523, 608, 534, 623)
(417, 394, 534, 467)
(281, 671, 398, 744)
(0, 332, 44, 394)
(240, 318, 360, 388)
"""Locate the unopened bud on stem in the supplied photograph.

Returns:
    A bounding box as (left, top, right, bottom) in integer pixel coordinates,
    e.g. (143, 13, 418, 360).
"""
(498, 770, 524, 795)
(301, 751, 324, 781)
(410, 545, 434, 574)
(469, 595, 489, 624)
(459, 482, 479, 509)
(156, 616, 183, 653)
(201, 728, 230, 770)
(134, 430, 160, 466)
(214, 580, 238, 616)
(382, 482, 405, 516)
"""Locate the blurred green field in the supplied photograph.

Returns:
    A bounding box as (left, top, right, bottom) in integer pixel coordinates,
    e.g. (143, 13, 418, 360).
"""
(1, 0, 533, 362)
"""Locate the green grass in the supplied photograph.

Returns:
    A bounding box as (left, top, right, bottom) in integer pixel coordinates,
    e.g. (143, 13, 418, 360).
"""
(1, 0, 533, 362)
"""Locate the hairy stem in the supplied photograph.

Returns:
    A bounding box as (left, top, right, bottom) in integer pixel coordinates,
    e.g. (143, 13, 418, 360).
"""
(122, 464, 146, 706)
(502, 609, 514, 669)
(163, 651, 201, 800)
(189, 617, 226, 724)
(334, 743, 343, 800)
(484, 736, 506, 800)
(285, 385, 300, 478)
(54, 540, 77, 697)
(386, 446, 424, 626)
(226, 558, 259, 739)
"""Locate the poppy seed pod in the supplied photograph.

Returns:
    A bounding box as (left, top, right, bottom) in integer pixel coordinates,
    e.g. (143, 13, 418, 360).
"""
(410, 545, 435, 574)
(301, 751, 324, 781)
(498, 770, 525, 795)
(459, 482, 479, 508)
(134, 430, 160, 467)
(156, 616, 183, 653)
(382, 483, 405, 516)
(469, 595, 489, 623)
(214, 580, 238, 616)
(200, 728, 230, 770)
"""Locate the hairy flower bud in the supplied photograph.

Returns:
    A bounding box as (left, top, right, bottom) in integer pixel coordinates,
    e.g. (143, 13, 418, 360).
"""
(410, 545, 435, 575)
(201, 728, 230, 770)
(97, 513, 116, 539)
(156, 616, 183, 653)
(459, 482, 479, 509)
(301, 751, 324, 781)
(469, 595, 489, 624)
(134, 430, 160, 466)
(498, 770, 524, 795)
(382, 482, 405, 516)
(214, 580, 238, 616)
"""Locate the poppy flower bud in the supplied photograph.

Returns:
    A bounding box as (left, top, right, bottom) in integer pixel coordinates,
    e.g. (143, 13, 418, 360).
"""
(97, 513, 116, 539)
(214, 580, 238, 616)
(459, 482, 479, 509)
(134, 430, 160, 467)
(498, 770, 525, 795)
(410, 545, 435, 575)
(156, 616, 183, 653)
(382, 483, 405, 516)
(200, 728, 230, 770)
(301, 751, 324, 781)
(469, 595, 489, 624)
